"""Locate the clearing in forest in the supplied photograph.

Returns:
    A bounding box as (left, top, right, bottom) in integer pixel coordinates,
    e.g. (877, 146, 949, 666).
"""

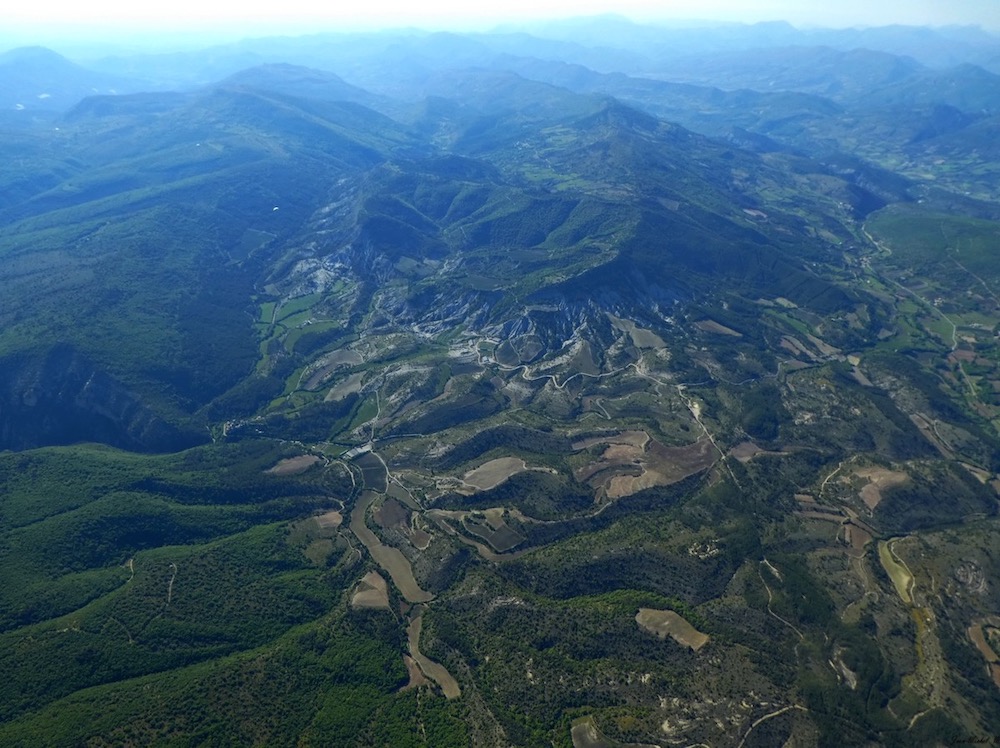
(407, 613, 461, 699)
(325, 371, 365, 402)
(351, 571, 390, 609)
(265, 455, 320, 475)
(607, 313, 667, 349)
(574, 432, 716, 500)
(463, 457, 530, 491)
(303, 349, 365, 391)
(570, 715, 660, 748)
(694, 319, 742, 337)
(878, 540, 914, 604)
(968, 620, 1000, 689)
(853, 467, 909, 510)
(400, 654, 429, 691)
(635, 608, 710, 651)
(314, 509, 343, 529)
(463, 509, 526, 552)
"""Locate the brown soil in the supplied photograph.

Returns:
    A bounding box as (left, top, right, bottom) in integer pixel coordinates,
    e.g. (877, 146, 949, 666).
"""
(304, 350, 364, 391)
(410, 526, 432, 550)
(694, 319, 742, 337)
(265, 455, 320, 476)
(797, 510, 844, 523)
(572, 430, 649, 451)
(463, 457, 529, 491)
(351, 571, 390, 610)
(325, 371, 365, 402)
(375, 497, 409, 530)
(579, 435, 717, 500)
(844, 523, 873, 552)
(351, 491, 433, 604)
(400, 654, 429, 691)
(729, 441, 764, 462)
(854, 467, 909, 510)
(408, 614, 461, 699)
(636, 608, 709, 651)
(314, 509, 343, 529)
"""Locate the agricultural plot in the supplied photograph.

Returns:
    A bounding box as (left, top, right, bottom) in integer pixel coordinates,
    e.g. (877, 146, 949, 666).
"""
(968, 619, 1000, 688)
(575, 432, 718, 501)
(462, 510, 526, 552)
(407, 613, 460, 699)
(694, 319, 743, 337)
(314, 509, 343, 529)
(302, 349, 364, 391)
(878, 539, 914, 605)
(635, 608, 710, 651)
(325, 371, 365, 402)
(355, 452, 388, 493)
(728, 441, 789, 463)
(852, 466, 909, 510)
(350, 492, 433, 604)
(351, 570, 390, 609)
(265, 454, 321, 475)
(571, 716, 660, 748)
(607, 314, 667, 349)
(463, 457, 532, 491)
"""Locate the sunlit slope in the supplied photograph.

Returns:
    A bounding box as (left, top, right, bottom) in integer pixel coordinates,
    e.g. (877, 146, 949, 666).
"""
(0, 80, 414, 449)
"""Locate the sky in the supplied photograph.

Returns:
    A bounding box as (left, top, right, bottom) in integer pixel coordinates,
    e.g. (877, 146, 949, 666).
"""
(2, 0, 998, 46)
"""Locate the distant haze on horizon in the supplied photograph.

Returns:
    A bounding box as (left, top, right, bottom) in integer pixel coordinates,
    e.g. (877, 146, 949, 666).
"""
(1, 0, 999, 48)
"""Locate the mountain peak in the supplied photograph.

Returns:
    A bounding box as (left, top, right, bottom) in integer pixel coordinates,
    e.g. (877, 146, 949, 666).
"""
(0, 46, 75, 69)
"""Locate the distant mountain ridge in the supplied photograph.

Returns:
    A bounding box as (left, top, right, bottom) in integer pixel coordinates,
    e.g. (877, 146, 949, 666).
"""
(0, 45, 144, 111)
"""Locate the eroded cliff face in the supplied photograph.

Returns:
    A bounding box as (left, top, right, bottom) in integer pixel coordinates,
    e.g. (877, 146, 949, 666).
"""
(0, 346, 205, 453)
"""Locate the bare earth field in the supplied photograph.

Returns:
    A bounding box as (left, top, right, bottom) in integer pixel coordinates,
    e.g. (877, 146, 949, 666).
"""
(603, 437, 717, 500)
(351, 492, 434, 604)
(351, 571, 390, 609)
(400, 654, 429, 691)
(607, 313, 667, 349)
(407, 613, 461, 699)
(968, 620, 1000, 689)
(570, 715, 660, 748)
(852, 467, 909, 510)
(463, 457, 530, 491)
(635, 608, 710, 651)
(843, 522, 873, 552)
(325, 371, 365, 402)
(303, 350, 365, 391)
(573, 431, 716, 500)
(572, 430, 649, 451)
(463, 510, 526, 552)
(265, 455, 321, 475)
(878, 540, 914, 605)
(314, 509, 343, 529)
(694, 319, 743, 337)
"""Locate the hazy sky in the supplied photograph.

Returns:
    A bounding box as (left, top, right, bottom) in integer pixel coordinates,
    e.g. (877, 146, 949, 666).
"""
(2, 0, 998, 40)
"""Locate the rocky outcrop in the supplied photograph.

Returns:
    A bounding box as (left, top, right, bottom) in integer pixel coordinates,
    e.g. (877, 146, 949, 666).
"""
(0, 346, 205, 453)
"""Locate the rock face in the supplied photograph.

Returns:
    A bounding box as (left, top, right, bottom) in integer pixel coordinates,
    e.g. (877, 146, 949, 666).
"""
(0, 346, 204, 453)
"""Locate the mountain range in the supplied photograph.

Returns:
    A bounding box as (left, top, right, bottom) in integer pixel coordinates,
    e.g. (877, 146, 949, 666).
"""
(1, 19, 1000, 747)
